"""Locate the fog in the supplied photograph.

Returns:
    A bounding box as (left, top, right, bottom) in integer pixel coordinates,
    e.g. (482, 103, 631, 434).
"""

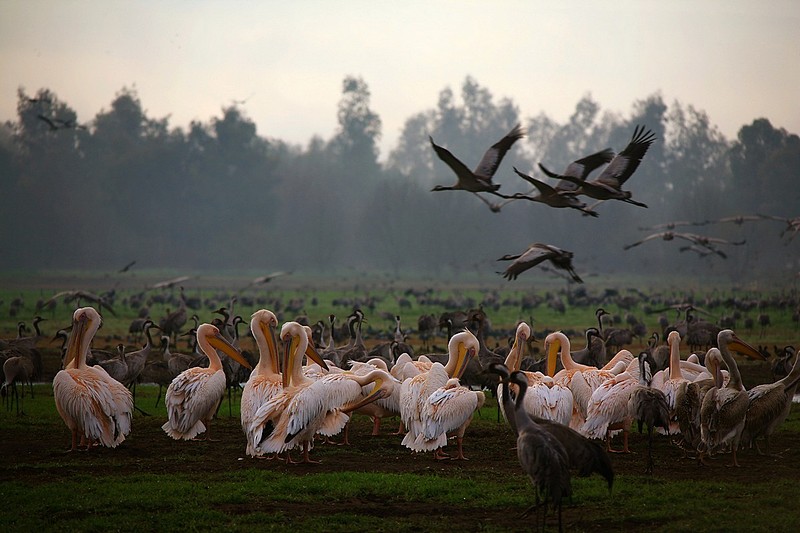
(1, 76, 798, 284)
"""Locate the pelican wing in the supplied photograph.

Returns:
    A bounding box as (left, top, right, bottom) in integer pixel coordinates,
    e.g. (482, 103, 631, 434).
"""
(421, 385, 478, 440)
(163, 367, 226, 438)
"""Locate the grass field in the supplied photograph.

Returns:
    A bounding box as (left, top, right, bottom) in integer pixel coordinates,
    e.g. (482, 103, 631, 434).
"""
(1, 272, 799, 531)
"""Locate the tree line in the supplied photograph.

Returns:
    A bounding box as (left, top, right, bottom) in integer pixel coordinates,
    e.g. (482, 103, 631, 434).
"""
(1, 76, 798, 280)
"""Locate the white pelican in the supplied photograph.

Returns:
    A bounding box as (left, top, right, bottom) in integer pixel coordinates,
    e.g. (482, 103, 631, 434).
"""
(53, 307, 133, 451)
(580, 367, 638, 452)
(548, 331, 619, 430)
(417, 378, 485, 460)
(400, 330, 479, 459)
(347, 359, 402, 437)
(499, 323, 574, 427)
(240, 309, 282, 457)
(699, 330, 763, 466)
(259, 322, 391, 463)
(162, 323, 252, 441)
(650, 331, 688, 432)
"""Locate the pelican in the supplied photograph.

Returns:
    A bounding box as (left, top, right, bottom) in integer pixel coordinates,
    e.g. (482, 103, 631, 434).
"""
(499, 323, 573, 427)
(547, 331, 620, 430)
(346, 359, 402, 437)
(240, 309, 282, 457)
(540, 125, 655, 208)
(699, 330, 763, 466)
(400, 330, 479, 459)
(650, 331, 688, 432)
(53, 307, 133, 451)
(580, 366, 638, 453)
(270, 322, 393, 463)
(741, 347, 800, 454)
(417, 378, 485, 460)
(497, 243, 583, 283)
(162, 323, 252, 441)
(430, 124, 524, 210)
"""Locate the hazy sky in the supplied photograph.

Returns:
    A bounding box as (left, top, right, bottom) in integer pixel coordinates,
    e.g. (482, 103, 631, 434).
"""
(2, 1, 798, 158)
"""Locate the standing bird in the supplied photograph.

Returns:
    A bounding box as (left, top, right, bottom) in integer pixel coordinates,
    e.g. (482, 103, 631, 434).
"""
(498, 243, 583, 283)
(540, 125, 655, 208)
(741, 347, 800, 455)
(490, 363, 613, 492)
(509, 370, 572, 531)
(240, 309, 283, 458)
(53, 307, 133, 451)
(698, 330, 764, 466)
(430, 124, 524, 211)
(629, 352, 670, 474)
(400, 330, 479, 459)
(162, 323, 252, 441)
(418, 378, 485, 460)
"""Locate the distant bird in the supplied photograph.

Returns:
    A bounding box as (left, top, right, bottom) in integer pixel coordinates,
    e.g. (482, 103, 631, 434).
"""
(760, 214, 800, 242)
(623, 231, 746, 252)
(540, 125, 655, 208)
(36, 114, 59, 131)
(638, 220, 708, 231)
(510, 167, 599, 217)
(240, 271, 292, 291)
(430, 124, 524, 210)
(679, 245, 728, 259)
(704, 214, 768, 226)
(118, 260, 136, 273)
(498, 243, 583, 283)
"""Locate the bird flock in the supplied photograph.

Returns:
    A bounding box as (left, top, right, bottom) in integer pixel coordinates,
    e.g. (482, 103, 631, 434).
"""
(429, 124, 798, 283)
(19, 298, 794, 530)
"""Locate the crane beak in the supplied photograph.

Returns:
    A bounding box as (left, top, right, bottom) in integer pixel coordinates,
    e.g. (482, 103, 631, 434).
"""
(727, 334, 766, 360)
(207, 331, 251, 369)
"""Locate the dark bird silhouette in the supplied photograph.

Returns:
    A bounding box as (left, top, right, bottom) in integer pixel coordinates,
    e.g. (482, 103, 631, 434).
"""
(623, 231, 746, 252)
(510, 167, 599, 217)
(489, 363, 614, 493)
(36, 114, 59, 131)
(506, 368, 572, 531)
(637, 220, 708, 231)
(118, 260, 137, 273)
(629, 352, 670, 474)
(541, 125, 655, 209)
(430, 124, 524, 210)
(498, 243, 582, 283)
(540, 148, 616, 194)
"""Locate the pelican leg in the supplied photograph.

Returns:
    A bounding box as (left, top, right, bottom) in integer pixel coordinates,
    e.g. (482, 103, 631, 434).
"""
(451, 437, 468, 460)
(371, 416, 381, 435)
(301, 441, 321, 464)
(391, 421, 405, 435)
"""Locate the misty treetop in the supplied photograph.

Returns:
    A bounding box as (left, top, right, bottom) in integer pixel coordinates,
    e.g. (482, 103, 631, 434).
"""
(1, 76, 798, 279)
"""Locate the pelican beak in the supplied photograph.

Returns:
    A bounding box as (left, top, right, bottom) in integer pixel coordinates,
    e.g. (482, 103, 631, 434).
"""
(728, 334, 766, 360)
(305, 342, 329, 371)
(453, 343, 475, 380)
(207, 331, 251, 369)
(260, 321, 279, 372)
(282, 335, 300, 388)
(546, 338, 560, 377)
(64, 313, 90, 368)
(342, 377, 390, 413)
